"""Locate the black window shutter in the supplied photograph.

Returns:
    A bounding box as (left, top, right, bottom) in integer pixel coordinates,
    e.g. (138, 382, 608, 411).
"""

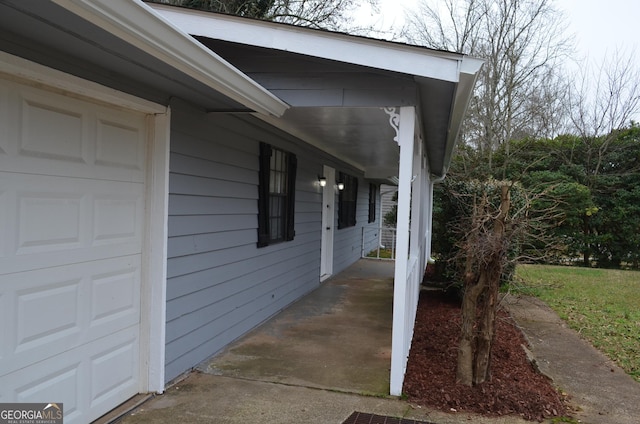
(285, 153, 297, 241)
(349, 176, 358, 227)
(368, 183, 376, 223)
(257, 142, 271, 247)
(338, 172, 358, 229)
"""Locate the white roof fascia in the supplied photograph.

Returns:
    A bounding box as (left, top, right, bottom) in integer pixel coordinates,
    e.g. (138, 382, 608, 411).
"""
(439, 55, 484, 175)
(51, 0, 289, 117)
(150, 4, 463, 84)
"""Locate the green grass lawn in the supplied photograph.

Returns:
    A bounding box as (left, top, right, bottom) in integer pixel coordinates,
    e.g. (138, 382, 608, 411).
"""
(366, 248, 395, 259)
(515, 264, 640, 383)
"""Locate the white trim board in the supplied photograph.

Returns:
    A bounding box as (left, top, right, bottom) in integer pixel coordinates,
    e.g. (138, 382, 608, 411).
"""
(51, 0, 288, 117)
(149, 3, 471, 84)
(0, 51, 169, 395)
(141, 109, 171, 393)
(0, 51, 165, 114)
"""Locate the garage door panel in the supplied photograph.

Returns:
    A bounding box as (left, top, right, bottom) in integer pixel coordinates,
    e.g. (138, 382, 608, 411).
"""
(0, 152, 145, 183)
(1, 74, 148, 423)
(0, 256, 141, 377)
(17, 191, 85, 254)
(93, 194, 144, 246)
(90, 334, 139, 408)
(1, 326, 140, 424)
(1, 244, 143, 277)
(15, 278, 83, 354)
(21, 95, 86, 163)
(0, 172, 144, 275)
(96, 115, 145, 171)
(2, 267, 86, 376)
(0, 80, 146, 183)
(14, 363, 81, 420)
(86, 257, 141, 335)
(6, 173, 145, 249)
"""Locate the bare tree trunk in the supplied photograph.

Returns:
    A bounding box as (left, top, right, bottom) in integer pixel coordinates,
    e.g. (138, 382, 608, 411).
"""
(473, 184, 510, 384)
(457, 184, 510, 386)
(473, 263, 500, 384)
(456, 273, 485, 385)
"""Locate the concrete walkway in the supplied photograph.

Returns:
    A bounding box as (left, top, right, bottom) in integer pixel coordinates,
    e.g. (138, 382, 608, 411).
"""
(114, 260, 640, 424)
(505, 295, 640, 424)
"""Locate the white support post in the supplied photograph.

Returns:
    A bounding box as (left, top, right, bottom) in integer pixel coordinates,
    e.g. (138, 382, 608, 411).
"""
(142, 108, 170, 394)
(390, 106, 415, 395)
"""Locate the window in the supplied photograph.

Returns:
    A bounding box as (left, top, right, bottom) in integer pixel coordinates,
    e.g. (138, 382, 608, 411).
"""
(368, 183, 377, 223)
(337, 172, 358, 229)
(258, 142, 297, 247)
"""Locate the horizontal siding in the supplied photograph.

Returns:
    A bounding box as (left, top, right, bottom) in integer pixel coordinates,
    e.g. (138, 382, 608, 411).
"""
(166, 244, 319, 314)
(167, 229, 255, 258)
(164, 105, 367, 383)
(165, 266, 318, 380)
(166, 251, 319, 343)
(168, 194, 256, 216)
(333, 180, 380, 274)
(169, 173, 256, 198)
(168, 214, 254, 237)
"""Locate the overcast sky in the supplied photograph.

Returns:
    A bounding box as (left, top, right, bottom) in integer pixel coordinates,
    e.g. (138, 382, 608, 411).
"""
(558, 0, 639, 64)
(352, 0, 640, 125)
(355, 0, 640, 66)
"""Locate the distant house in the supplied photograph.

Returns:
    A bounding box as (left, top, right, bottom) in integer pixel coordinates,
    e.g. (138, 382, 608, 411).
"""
(0, 1, 482, 422)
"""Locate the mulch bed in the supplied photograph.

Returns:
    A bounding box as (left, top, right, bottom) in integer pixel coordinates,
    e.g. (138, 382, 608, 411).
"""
(403, 290, 568, 422)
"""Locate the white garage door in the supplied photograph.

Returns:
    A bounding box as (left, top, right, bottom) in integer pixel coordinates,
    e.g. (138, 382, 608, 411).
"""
(0, 77, 147, 423)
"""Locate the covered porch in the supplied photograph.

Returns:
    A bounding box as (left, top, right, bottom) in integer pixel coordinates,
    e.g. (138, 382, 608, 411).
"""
(196, 259, 395, 396)
(150, 3, 482, 394)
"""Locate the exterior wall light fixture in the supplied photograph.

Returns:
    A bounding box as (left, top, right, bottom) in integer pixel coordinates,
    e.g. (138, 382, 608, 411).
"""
(337, 181, 345, 190)
(318, 176, 327, 187)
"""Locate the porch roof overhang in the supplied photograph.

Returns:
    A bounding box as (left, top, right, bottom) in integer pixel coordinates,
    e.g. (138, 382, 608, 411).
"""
(0, 0, 287, 117)
(149, 4, 483, 180)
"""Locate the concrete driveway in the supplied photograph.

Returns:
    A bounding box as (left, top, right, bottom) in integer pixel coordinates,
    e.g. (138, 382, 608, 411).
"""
(112, 260, 529, 424)
(107, 260, 640, 424)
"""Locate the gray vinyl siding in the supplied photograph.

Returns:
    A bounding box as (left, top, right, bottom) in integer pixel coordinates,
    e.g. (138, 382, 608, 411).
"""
(333, 179, 380, 273)
(164, 103, 377, 382)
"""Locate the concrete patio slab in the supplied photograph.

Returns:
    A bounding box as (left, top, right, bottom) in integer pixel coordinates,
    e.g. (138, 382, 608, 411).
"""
(197, 259, 395, 395)
(116, 259, 529, 423)
(113, 260, 640, 424)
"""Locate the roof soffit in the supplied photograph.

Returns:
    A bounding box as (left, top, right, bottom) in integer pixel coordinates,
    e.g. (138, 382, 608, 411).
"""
(150, 3, 483, 180)
(0, 0, 287, 116)
(149, 3, 465, 83)
(195, 39, 421, 108)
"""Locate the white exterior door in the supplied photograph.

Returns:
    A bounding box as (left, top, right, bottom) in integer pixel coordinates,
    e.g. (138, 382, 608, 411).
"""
(320, 165, 335, 281)
(0, 77, 148, 423)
